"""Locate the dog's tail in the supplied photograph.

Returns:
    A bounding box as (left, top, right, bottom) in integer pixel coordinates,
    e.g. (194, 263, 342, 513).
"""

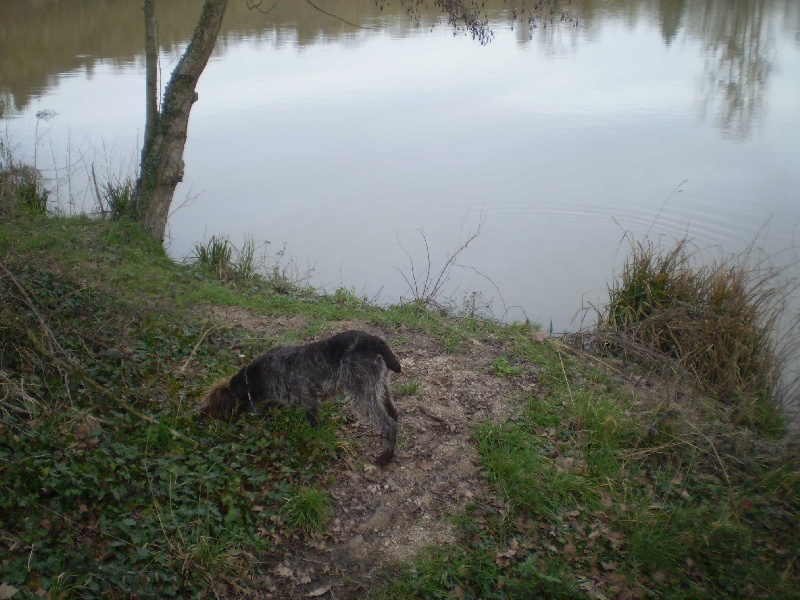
(360, 335, 402, 373)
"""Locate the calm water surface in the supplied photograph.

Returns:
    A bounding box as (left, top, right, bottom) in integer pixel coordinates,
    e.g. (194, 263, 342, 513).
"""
(2, 0, 799, 332)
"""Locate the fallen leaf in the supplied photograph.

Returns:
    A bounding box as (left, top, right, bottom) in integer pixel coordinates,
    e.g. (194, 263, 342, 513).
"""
(601, 561, 618, 571)
(306, 585, 331, 597)
(592, 510, 609, 523)
(0, 584, 18, 600)
(562, 543, 578, 560)
(651, 570, 668, 583)
(606, 531, 625, 548)
(274, 565, 293, 579)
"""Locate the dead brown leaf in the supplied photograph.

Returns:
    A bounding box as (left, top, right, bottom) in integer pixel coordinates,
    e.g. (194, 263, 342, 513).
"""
(306, 585, 331, 597)
(562, 543, 578, 560)
(274, 564, 293, 579)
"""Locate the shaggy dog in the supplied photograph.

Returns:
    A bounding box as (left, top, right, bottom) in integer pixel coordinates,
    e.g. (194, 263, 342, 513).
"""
(201, 330, 402, 465)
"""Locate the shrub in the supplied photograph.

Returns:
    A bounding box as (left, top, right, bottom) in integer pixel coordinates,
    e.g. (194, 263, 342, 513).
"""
(598, 237, 796, 415)
(0, 165, 48, 214)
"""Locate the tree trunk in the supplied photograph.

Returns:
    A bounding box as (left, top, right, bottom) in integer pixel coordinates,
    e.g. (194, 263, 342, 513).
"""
(136, 0, 228, 242)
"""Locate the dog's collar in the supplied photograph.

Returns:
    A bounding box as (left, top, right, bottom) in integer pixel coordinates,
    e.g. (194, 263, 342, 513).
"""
(244, 364, 255, 410)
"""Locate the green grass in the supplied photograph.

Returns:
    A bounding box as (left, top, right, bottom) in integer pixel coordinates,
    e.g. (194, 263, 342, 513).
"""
(490, 356, 521, 377)
(395, 379, 421, 396)
(386, 534, 581, 599)
(280, 487, 333, 533)
(475, 421, 590, 516)
(391, 335, 800, 598)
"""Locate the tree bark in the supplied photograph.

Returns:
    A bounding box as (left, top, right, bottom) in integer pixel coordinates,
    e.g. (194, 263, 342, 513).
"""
(136, 0, 229, 242)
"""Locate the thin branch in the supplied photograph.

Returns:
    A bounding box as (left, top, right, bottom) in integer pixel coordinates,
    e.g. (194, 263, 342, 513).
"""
(0, 370, 41, 416)
(179, 324, 220, 375)
(246, 0, 279, 15)
(1, 262, 68, 358)
(91, 163, 106, 218)
(304, 0, 373, 30)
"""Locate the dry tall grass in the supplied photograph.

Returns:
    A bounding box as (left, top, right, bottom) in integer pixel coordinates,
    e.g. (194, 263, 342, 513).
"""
(596, 237, 799, 423)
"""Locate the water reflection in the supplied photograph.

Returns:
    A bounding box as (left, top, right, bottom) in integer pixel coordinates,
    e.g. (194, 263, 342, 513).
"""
(1, 0, 797, 139)
(693, 0, 773, 139)
(1, 0, 798, 340)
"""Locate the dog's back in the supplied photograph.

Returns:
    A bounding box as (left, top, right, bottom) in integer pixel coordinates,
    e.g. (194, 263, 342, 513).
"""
(326, 330, 401, 374)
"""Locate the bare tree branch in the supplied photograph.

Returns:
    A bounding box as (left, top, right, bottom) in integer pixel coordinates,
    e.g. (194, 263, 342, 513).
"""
(246, 0, 279, 15)
(305, 0, 374, 30)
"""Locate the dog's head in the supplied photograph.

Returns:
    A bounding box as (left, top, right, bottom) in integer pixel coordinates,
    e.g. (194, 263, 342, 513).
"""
(200, 379, 247, 421)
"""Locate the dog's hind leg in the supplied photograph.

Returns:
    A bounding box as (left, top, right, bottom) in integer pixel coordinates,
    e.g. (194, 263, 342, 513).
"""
(383, 382, 399, 422)
(374, 421, 397, 466)
(343, 358, 398, 465)
(297, 391, 321, 427)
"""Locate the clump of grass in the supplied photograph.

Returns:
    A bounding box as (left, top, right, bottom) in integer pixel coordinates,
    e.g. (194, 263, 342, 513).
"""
(101, 177, 138, 220)
(598, 237, 797, 419)
(192, 234, 260, 286)
(332, 286, 369, 308)
(490, 356, 521, 377)
(194, 234, 235, 280)
(279, 486, 332, 533)
(395, 379, 421, 396)
(0, 165, 48, 214)
(191, 236, 313, 292)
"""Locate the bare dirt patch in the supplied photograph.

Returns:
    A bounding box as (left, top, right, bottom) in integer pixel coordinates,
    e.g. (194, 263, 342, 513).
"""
(204, 305, 308, 339)
(202, 314, 546, 598)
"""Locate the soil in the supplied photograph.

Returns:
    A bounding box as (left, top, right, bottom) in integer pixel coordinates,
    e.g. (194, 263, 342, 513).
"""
(203, 309, 548, 599)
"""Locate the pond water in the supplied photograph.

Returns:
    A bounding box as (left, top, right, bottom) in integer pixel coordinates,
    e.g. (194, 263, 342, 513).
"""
(2, 0, 799, 334)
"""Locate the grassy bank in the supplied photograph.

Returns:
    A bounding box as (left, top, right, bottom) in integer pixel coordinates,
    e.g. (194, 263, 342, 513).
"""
(1, 178, 799, 598)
